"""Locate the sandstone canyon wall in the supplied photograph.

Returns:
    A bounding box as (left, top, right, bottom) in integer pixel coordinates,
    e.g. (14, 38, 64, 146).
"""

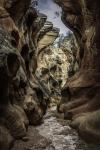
(0, 1, 59, 149)
(55, 0, 100, 144)
(0, 0, 100, 148)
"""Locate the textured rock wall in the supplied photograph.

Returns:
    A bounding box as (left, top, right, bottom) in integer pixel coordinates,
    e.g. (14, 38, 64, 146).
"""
(55, 0, 100, 144)
(60, 33, 79, 77)
(0, 1, 59, 149)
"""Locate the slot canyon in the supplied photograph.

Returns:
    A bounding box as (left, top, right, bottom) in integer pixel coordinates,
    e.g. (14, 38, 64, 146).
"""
(0, 0, 100, 150)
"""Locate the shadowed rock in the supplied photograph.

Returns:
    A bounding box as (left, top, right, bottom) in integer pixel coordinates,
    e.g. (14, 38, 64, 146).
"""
(0, 1, 50, 149)
(54, 0, 100, 144)
(0, 125, 14, 150)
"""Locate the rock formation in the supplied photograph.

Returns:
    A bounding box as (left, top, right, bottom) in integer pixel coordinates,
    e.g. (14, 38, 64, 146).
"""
(37, 22, 59, 55)
(0, 0, 59, 149)
(54, 0, 100, 144)
(60, 33, 79, 77)
(1, 0, 100, 148)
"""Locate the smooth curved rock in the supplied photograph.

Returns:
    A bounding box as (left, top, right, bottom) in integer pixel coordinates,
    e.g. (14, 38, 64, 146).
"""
(37, 25, 59, 54)
(54, 0, 100, 144)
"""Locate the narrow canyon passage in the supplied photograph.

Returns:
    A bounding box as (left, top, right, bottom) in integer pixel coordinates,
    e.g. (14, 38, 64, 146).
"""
(36, 106, 88, 150)
(0, 0, 100, 150)
(12, 106, 88, 150)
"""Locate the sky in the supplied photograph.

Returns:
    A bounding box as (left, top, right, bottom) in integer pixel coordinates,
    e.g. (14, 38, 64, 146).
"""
(36, 0, 71, 36)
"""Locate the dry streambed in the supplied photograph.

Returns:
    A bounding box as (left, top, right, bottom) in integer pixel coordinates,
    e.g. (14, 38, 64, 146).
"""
(12, 107, 89, 150)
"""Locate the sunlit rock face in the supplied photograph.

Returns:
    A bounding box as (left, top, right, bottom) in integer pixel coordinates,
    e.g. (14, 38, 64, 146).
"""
(55, 0, 100, 144)
(38, 28, 59, 50)
(37, 26, 79, 105)
(37, 47, 68, 84)
(34, 21, 61, 104)
(36, 47, 68, 105)
(37, 22, 59, 54)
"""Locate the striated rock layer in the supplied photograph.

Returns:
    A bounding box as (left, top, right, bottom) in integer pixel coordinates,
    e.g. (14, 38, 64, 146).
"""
(54, 0, 100, 144)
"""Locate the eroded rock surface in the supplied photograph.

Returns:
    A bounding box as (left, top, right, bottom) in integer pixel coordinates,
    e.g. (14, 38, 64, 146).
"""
(11, 107, 88, 150)
(0, 0, 60, 149)
(54, 0, 100, 145)
(0, 0, 100, 149)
